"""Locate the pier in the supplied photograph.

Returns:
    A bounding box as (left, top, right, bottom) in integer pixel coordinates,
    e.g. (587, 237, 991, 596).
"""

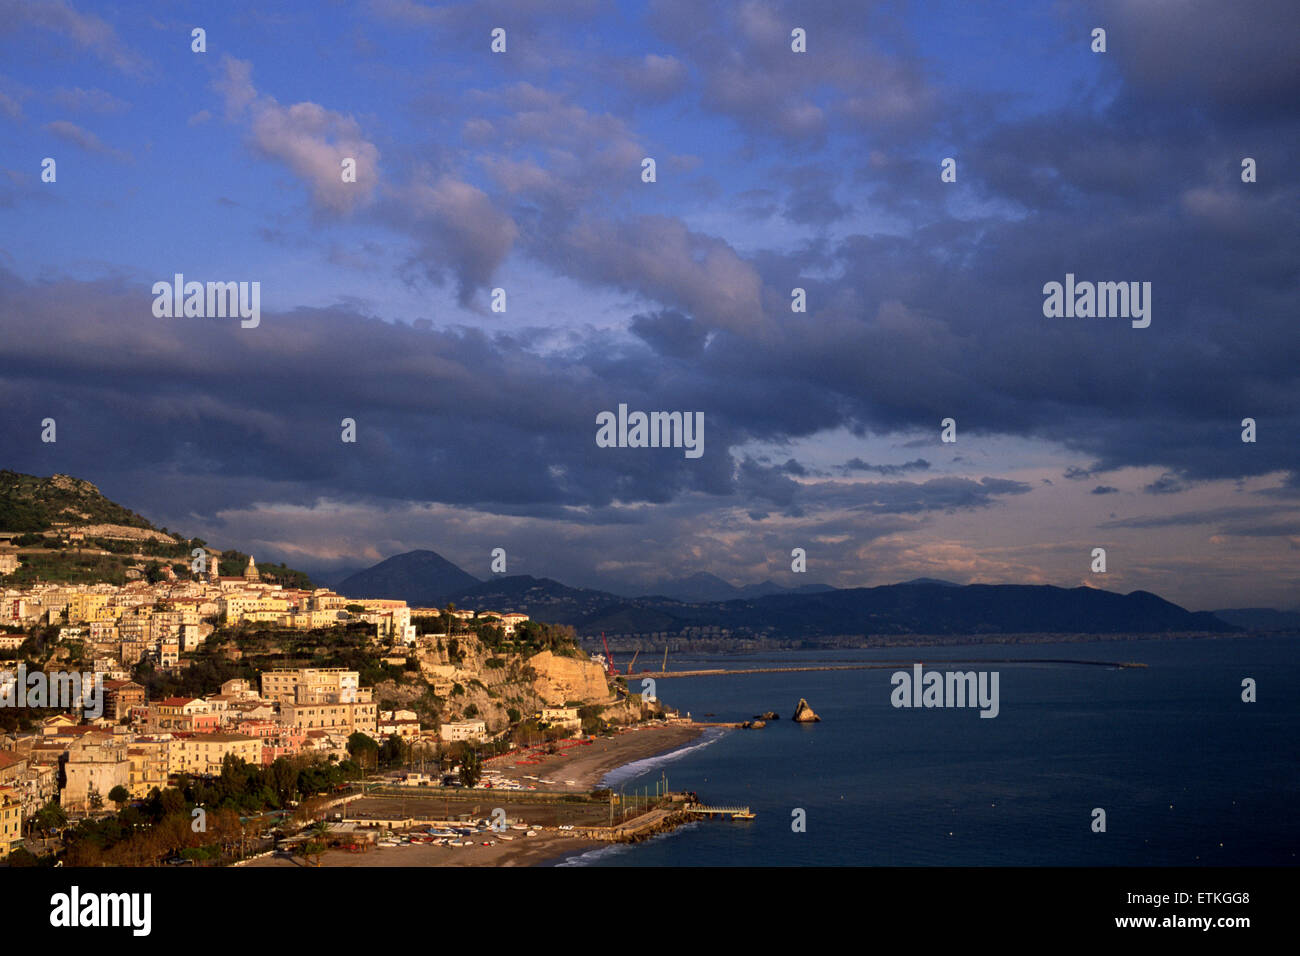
(685, 804, 754, 819)
(631, 658, 1146, 678)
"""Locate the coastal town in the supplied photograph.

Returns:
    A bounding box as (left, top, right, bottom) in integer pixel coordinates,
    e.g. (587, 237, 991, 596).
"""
(0, 528, 709, 867)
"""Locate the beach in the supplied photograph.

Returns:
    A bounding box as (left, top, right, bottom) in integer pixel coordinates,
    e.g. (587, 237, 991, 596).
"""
(487, 722, 706, 792)
(243, 722, 707, 868)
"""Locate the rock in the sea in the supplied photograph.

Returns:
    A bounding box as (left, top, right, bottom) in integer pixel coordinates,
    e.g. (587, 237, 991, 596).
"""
(750, 719, 767, 729)
(754, 711, 779, 721)
(792, 698, 821, 722)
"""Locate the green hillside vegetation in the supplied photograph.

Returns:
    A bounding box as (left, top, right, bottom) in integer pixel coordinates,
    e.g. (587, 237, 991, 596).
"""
(0, 470, 313, 588)
(0, 471, 154, 532)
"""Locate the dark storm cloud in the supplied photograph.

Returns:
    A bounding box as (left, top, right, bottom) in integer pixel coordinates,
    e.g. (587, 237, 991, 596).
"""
(1145, 473, 1189, 495)
(841, 458, 930, 477)
(1091, 485, 1119, 495)
(1093, 0, 1300, 117)
(4, 0, 1298, 601)
(1099, 504, 1286, 530)
(843, 477, 1032, 515)
(628, 309, 708, 358)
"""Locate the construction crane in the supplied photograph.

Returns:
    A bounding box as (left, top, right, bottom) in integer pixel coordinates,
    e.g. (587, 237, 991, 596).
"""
(662, 646, 669, 672)
(627, 650, 640, 675)
(600, 632, 617, 677)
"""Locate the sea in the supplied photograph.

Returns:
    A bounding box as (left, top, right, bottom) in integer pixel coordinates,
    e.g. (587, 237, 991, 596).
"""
(551, 635, 1299, 866)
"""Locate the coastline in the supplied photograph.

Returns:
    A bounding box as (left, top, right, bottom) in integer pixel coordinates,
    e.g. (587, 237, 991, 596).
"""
(243, 722, 709, 869)
(487, 722, 706, 793)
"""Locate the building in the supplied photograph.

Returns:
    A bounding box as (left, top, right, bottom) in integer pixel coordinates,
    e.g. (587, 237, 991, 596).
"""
(243, 555, 261, 583)
(218, 594, 291, 625)
(168, 733, 262, 776)
(260, 667, 359, 704)
(0, 788, 21, 859)
(146, 697, 217, 734)
(62, 736, 130, 812)
(378, 710, 422, 742)
(281, 693, 378, 736)
(126, 738, 170, 797)
(440, 719, 487, 743)
(101, 680, 147, 722)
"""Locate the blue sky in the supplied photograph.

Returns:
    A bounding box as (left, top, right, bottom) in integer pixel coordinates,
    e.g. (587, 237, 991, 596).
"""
(1, 0, 1297, 609)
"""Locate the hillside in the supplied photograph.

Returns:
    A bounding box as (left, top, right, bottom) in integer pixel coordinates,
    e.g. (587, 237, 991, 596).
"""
(644, 571, 836, 602)
(0, 471, 155, 533)
(0, 470, 312, 588)
(1212, 608, 1300, 632)
(335, 549, 480, 606)
(438, 578, 1237, 641)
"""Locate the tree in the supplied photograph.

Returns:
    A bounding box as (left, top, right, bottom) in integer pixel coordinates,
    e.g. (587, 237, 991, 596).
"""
(346, 731, 379, 770)
(108, 785, 130, 809)
(88, 789, 104, 811)
(458, 749, 483, 788)
(300, 839, 327, 867)
(379, 733, 408, 769)
(32, 801, 67, 836)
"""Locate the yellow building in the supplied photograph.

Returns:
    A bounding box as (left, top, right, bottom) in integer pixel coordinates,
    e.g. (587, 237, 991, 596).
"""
(126, 740, 170, 797)
(218, 595, 290, 624)
(168, 733, 262, 776)
(260, 667, 359, 704)
(282, 692, 378, 736)
(0, 788, 21, 859)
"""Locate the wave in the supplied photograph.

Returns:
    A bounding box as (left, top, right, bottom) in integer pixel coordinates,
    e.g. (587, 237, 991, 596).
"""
(553, 821, 704, 867)
(597, 726, 730, 789)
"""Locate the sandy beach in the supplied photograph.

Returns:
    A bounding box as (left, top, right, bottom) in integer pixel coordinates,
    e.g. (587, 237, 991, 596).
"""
(243, 722, 708, 868)
(487, 722, 706, 792)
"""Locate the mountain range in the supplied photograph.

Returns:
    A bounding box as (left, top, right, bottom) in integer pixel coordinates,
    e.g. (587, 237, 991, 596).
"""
(333, 548, 1252, 641)
(5, 471, 1291, 642)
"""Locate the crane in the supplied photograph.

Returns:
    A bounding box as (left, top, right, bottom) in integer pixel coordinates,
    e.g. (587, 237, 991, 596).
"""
(627, 650, 640, 675)
(600, 632, 617, 677)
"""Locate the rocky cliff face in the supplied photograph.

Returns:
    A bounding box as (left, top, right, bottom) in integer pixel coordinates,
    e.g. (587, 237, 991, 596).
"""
(792, 698, 821, 722)
(528, 650, 613, 706)
(388, 634, 615, 733)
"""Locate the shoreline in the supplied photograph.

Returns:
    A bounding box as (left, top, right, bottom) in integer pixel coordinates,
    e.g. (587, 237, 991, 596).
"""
(487, 722, 706, 793)
(243, 722, 710, 869)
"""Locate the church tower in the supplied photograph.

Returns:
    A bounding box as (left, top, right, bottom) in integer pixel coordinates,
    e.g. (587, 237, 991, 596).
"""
(244, 555, 260, 583)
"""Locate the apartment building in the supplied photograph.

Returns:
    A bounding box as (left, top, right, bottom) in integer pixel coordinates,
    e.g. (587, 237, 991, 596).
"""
(281, 691, 378, 736)
(260, 667, 359, 705)
(440, 719, 487, 743)
(168, 733, 262, 776)
(0, 788, 21, 859)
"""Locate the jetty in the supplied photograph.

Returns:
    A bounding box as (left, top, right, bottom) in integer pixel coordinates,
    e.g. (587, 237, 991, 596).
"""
(632, 658, 1146, 679)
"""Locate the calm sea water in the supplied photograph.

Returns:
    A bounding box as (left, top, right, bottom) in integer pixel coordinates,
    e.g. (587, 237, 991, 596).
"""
(554, 635, 1299, 866)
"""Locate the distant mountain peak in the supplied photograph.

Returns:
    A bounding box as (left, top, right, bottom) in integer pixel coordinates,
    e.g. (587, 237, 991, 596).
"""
(335, 549, 481, 606)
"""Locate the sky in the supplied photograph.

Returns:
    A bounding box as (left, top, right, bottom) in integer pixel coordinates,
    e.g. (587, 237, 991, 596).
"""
(0, 0, 1297, 610)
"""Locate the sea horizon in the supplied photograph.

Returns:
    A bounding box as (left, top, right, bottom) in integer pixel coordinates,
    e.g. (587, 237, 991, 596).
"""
(550, 634, 1298, 867)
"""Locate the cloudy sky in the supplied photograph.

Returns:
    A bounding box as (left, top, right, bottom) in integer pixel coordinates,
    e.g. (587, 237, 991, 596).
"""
(1, 0, 1297, 609)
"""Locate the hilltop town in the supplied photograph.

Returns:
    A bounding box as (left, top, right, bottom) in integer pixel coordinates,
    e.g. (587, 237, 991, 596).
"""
(0, 500, 674, 866)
